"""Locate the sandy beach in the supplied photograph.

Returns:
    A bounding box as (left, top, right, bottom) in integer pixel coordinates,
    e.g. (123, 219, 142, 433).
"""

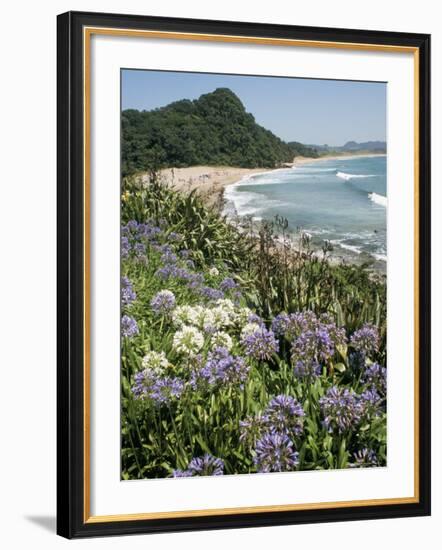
(155, 166, 274, 208)
(144, 153, 386, 209)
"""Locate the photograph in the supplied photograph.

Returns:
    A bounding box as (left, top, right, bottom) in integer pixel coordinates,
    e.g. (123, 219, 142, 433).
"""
(120, 69, 388, 480)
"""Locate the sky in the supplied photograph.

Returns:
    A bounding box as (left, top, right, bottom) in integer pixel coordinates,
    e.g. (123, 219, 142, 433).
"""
(122, 69, 386, 146)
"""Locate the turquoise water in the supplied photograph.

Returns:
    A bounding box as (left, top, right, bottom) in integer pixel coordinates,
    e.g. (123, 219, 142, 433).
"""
(224, 155, 387, 266)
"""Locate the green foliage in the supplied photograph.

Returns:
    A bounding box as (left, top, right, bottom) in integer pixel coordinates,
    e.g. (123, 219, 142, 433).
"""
(121, 174, 387, 479)
(287, 141, 320, 158)
(122, 88, 311, 176)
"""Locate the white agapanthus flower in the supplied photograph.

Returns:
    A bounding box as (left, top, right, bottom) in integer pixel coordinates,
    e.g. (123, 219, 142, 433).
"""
(200, 309, 216, 332)
(211, 331, 233, 351)
(208, 267, 219, 277)
(235, 307, 253, 327)
(211, 306, 233, 329)
(210, 298, 236, 329)
(241, 322, 261, 339)
(192, 306, 210, 328)
(141, 350, 170, 373)
(215, 298, 236, 312)
(173, 326, 205, 356)
(172, 305, 198, 327)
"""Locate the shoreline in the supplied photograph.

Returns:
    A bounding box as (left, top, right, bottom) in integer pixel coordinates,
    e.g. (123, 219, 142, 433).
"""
(154, 166, 272, 208)
(292, 152, 386, 166)
(151, 152, 386, 208)
(143, 155, 386, 272)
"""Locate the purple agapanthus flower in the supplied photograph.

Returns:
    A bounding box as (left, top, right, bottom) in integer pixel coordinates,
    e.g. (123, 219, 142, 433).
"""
(350, 448, 380, 468)
(192, 347, 249, 389)
(121, 236, 130, 258)
(121, 315, 139, 338)
(199, 286, 225, 301)
(219, 277, 238, 291)
(319, 386, 362, 433)
(241, 327, 278, 361)
(253, 431, 299, 473)
(133, 242, 146, 257)
(161, 251, 178, 265)
(359, 387, 383, 418)
(271, 313, 291, 337)
(127, 220, 139, 232)
(363, 362, 387, 395)
(132, 369, 184, 406)
(121, 276, 136, 306)
(173, 454, 224, 477)
(291, 330, 322, 378)
(290, 314, 346, 378)
(247, 313, 264, 325)
(153, 243, 173, 255)
(150, 290, 176, 315)
(142, 224, 162, 241)
(273, 310, 317, 340)
(264, 395, 305, 436)
(167, 231, 183, 243)
(350, 324, 380, 356)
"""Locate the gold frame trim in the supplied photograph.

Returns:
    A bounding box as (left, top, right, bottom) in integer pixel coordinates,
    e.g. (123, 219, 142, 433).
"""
(83, 27, 420, 524)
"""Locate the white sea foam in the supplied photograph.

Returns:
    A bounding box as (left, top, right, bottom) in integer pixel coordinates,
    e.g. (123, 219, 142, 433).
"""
(371, 253, 387, 262)
(331, 240, 362, 255)
(297, 167, 337, 173)
(336, 171, 376, 181)
(224, 182, 284, 217)
(369, 192, 387, 207)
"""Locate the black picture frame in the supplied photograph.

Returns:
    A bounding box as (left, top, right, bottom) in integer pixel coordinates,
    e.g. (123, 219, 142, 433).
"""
(57, 10, 431, 539)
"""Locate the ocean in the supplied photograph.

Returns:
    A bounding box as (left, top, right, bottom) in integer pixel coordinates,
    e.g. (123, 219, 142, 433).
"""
(224, 155, 387, 270)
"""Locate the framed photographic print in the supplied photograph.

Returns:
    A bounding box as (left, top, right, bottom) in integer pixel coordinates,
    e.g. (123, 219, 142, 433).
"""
(57, 11, 431, 539)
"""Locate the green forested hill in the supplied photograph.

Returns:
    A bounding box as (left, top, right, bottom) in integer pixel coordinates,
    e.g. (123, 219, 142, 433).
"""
(122, 88, 318, 176)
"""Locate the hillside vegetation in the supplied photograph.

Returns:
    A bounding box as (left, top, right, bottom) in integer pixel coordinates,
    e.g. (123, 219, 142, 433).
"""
(122, 88, 318, 176)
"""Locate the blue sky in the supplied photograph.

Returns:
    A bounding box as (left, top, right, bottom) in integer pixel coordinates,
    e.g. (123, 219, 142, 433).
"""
(122, 69, 386, 146)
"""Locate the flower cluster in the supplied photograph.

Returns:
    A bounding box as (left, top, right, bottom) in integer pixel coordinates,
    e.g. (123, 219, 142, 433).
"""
(219, 277, 238, 291)
(253, 431, 299, 473)
(240, 395, 304, 473)
(121, 213, 387, 478)
(240, 394, 305, 446)
(350, 324, 380, 356)
(350, 448, 379, 468)
(271, 310, 317, 340)
(240, 326, 278, 361)
(132, 368, 184, 405)
(173, 326, 205, 356)
(121, 315, 139, 338)
(264, 395, 305, 436)
(210, 331, 233, 351)
(198, 286, 225, 301)
(191, 346, 249, 389)
(121, 220, 163, 259)
(150, 289, 176, 316)
(319, 386, 363, 433)
(141, 350, 171, 373)
(173, 454, 224, 477)
(319, 385, 382, 434)
(290, 314, 346, 378)
(121, 276, 136, 306)
(363, 362, 387, 395)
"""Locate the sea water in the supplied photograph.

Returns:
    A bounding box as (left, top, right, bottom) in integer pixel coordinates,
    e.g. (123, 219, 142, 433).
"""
(224, 155, 387, 269)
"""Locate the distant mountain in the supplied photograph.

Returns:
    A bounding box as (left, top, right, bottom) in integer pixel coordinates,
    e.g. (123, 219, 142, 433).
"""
(307, 141, 386, 154)
(122, 88, 316, 177)
(342, 140, 386, 152)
